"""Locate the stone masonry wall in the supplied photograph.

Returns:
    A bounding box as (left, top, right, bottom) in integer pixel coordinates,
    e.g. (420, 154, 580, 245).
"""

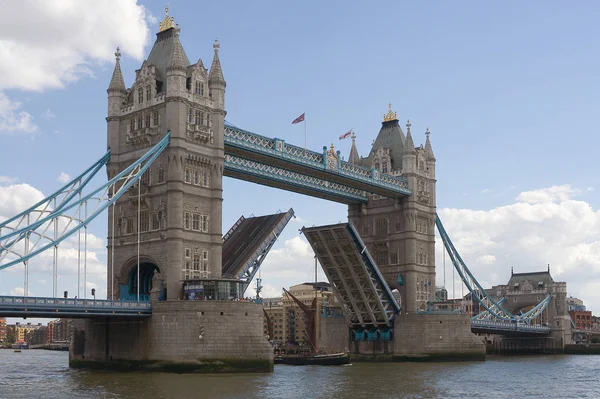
(147, 300, 273, 364)
(70, 300, 273, 372)
(392, 314, 485, 361)
(317, 314, 348, 353)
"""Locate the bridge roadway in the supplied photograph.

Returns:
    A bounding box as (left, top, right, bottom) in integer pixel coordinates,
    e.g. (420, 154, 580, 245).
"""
(222, 213, 286, 277)
(471, 319, 551, 336)
(0, 295, 151, 318)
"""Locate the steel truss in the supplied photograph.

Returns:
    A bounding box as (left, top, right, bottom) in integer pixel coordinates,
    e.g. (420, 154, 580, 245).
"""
(0, 133, 171, 272)
(436, 214, 551, 323)
(302, 223, 400, 329)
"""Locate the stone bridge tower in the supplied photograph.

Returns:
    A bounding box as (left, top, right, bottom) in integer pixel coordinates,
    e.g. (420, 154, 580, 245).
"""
(106, 8, 225, 301)
(348, 105, 436, 313)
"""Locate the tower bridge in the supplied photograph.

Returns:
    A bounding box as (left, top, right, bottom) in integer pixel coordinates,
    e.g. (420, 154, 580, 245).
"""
(0, 7, 572, 371)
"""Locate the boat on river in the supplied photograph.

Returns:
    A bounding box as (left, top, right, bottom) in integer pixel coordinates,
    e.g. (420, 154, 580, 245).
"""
(274, 351, 350, 366)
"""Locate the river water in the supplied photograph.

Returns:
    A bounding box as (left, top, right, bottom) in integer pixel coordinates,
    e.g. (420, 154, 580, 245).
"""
(1, 350, 599, 398)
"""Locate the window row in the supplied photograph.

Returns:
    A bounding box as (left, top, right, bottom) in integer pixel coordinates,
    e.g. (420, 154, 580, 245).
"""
(184, 167, 210, 187)
(137, 86, 154, 104)
(129, 111, 160, 132)
(123, 211, 163, 234)
(416, 220, 429, 234)
(187, 108, 210, 127)
(139, 167, 166, 187)
(416, 253, 428, 265)
(183, 212, 209, 232)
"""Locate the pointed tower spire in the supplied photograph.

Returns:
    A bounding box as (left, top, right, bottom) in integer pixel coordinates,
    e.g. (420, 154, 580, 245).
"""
(403, 120, 416, 154)
(108, 47, 126, 92)
(209, 39, 225, 85)
(424, 128, 435, 161)
(168, 35, 186, 72)
(348, 131, 360, 164)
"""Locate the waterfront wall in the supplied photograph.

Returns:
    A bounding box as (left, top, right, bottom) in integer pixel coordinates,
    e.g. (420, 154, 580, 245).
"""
(70, 300, 273, 373)
(489, 336, 563, 355)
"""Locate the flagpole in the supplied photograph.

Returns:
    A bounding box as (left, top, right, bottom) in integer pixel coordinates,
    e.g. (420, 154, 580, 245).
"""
(304, 112, 307, 151)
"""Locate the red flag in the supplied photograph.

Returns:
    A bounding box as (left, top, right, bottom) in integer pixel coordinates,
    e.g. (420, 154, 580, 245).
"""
(339, 130, 352, 140)
(291, 113, 305, 124)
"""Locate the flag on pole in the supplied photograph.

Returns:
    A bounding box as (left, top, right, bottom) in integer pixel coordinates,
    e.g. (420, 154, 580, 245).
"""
(339, 129, 352, 140)
(291, 113, 305, 124)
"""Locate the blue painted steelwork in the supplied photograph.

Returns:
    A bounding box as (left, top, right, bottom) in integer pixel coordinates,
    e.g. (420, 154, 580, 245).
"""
(0, 132, 171, 270)
(0, 295, 151, 318)
(436, 214, 551, 324)
(224, 124, 412, 197)
(471, 297, 507, 321)
(471, 319, 551, 335)
(347, 223, 401, 315)
(0, 151, 110, 231)
(224, 154, 368, 204)
(0, 151, 110, 255)
(235, 208, 295, 284)
(303, 223, 399, 329)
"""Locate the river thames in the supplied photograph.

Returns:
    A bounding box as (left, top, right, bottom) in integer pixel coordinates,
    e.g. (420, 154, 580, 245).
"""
(1, 350, 599, 398)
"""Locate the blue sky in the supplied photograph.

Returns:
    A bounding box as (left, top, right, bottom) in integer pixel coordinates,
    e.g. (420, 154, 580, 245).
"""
(1, 1, 600, 315)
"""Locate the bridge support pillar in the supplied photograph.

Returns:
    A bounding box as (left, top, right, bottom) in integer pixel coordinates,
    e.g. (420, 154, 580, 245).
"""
(69, 301, 273, 373)
(348, 314, 485, 362)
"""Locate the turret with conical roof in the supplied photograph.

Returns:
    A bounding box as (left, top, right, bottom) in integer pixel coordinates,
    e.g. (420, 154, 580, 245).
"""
(402, 120, 417, 174)
(209, 39, 226, 86)
(108, 47, 126, 94)
(424, 128, 435, 161)
(107, 47, 126, 156)
(348, 132, 360, 165)
(209, 39, 226, 110)
(166, 30, 187, 97)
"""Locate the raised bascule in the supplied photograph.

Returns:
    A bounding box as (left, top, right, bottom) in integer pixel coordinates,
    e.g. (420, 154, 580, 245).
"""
(0, 7, 572, 371)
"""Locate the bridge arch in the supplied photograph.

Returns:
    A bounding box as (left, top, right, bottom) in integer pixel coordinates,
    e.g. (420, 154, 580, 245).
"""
(119, 256, 161, 302)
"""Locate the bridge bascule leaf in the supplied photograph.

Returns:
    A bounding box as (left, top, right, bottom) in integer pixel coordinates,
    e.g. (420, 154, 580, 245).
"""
(302, 223, 400, 329)
(0, 132, 171, 272)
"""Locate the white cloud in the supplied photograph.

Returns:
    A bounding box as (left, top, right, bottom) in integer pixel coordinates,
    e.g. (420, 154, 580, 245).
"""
(9, 287, 27, 296)
(40, 109, 56, 120)
(0, 183, 45, 222)
(437, 184, 600, 313)
(0, 1, 154, 136)
(0, 0, 154, 92)
(0, 92, 37, 133)
(249, 236, 323, 297)
(516, 184, 578, 204)
(0, 176, 18, 185)
(57, 172, 71, 183)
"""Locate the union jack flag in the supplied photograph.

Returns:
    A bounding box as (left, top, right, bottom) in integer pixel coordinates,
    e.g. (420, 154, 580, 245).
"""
(291, 113, 305, 124)
(339, 129, 352, 140)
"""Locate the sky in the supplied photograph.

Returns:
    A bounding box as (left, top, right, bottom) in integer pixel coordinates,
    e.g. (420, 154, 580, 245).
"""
(1, 1, 599, 322)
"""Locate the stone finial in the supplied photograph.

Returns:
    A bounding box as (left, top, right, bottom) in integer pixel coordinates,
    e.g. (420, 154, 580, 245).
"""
(406, 119, 411, 133)
(425, 127, 430, 139)
(115, 47, 121, 62)
(213, 39, 220, 53)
